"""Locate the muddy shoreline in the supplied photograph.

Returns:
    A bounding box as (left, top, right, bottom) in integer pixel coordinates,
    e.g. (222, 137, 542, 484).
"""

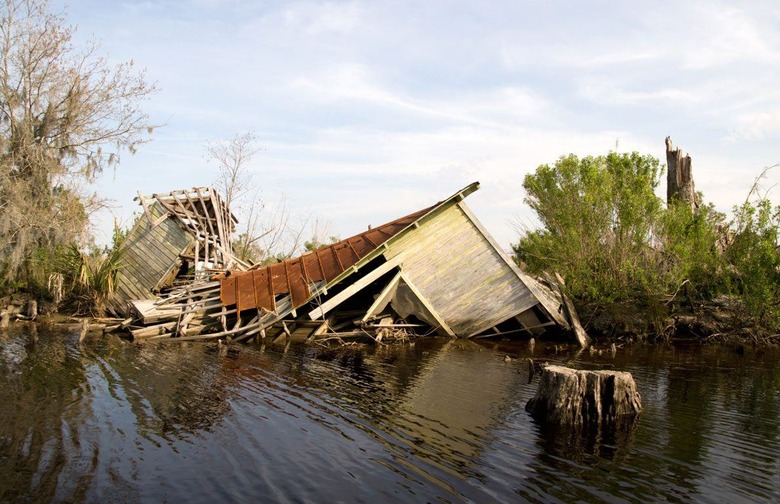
(2, 292, 776, 347)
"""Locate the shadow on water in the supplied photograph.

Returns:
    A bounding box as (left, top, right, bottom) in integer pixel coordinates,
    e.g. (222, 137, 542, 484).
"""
(1, 325, 780, 503)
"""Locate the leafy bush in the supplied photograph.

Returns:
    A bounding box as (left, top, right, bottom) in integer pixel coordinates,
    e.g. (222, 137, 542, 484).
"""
(726, 197, 780, 327)
(659, 201, 726, 302)
(514, 152, 780, 335)
(514, 152, 664, 303)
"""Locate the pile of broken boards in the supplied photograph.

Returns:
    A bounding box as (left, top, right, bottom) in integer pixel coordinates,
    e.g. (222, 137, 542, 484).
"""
(116, 183, 590, 348)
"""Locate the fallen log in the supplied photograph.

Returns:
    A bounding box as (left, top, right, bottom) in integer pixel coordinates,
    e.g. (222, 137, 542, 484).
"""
(525, 365, 641, 426)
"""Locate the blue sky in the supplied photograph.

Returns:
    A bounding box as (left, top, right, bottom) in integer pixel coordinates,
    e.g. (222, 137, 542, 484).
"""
(58, 0, 780, 250)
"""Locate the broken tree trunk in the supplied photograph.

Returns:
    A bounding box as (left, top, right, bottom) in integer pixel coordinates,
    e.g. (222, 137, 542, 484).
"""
(525, 365, 641, 426)
(665, 136, 698, 210)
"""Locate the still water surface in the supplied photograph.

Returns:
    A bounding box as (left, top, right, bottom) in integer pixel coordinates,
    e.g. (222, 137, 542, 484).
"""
(1, 325, 779, 503)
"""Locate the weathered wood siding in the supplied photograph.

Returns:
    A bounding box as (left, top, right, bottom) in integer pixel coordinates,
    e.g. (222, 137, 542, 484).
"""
(116, 201, 194, 303)
(383, 202, 537, 337)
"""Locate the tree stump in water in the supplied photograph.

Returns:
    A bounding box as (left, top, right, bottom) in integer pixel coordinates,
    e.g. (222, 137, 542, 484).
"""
(525, 365, 642, 426)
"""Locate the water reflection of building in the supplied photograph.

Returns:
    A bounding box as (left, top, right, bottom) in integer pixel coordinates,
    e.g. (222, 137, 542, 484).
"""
(396, 341, 524, 466)
(99, 340, 232, 435)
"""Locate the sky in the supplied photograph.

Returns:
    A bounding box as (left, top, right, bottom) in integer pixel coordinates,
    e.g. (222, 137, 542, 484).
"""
(55, 0, 780, 251)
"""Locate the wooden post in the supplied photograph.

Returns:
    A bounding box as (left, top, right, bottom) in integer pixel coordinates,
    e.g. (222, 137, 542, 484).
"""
(526, 365, 642, 426)
(665, 136, 698, 210)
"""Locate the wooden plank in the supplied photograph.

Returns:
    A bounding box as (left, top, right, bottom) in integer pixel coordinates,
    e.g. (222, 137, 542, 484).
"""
(456, 201, 568, 328)
(397, 274, 455, 337)
(210, 189, 227, 258)
(120, 254, 161, 290)
(151, 241, 194, 293)
(361, 271, 401, 322)
(137, 191, 153, 228)
(382, 203, 541, 336)
(307, 258, 402, 320)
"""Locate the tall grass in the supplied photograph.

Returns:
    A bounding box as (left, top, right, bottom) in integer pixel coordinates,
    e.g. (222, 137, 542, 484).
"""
(59, 244, 122, 316)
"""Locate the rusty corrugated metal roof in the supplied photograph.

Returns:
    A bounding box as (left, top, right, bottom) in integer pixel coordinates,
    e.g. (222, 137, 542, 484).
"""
(220, 203, 435, 315)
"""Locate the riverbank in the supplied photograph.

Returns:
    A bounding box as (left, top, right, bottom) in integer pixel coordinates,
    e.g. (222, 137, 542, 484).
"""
(582, 296, 779, 346)
(3, 288, 777, 347)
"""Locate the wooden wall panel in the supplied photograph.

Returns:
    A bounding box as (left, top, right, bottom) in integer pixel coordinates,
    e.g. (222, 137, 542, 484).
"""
(116, 201, 195, 303)
(383, 204, 537, 337)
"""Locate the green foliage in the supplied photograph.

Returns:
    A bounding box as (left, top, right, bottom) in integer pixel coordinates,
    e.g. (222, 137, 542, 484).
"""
(0, 0, 155, 286)
(232, 232, 264, 264)
(726, 198, 780, 327)
(515, 152, 780, 334)
(515, 152, 664, 303)
(304, 235, 339, 252)
(659, 201, 726, 301)
(58, 244, 123, 316)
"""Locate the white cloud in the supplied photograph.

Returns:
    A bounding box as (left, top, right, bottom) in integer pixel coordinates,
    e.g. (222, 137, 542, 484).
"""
(577, 80, 701, 106)
(679, 4, 780, 70)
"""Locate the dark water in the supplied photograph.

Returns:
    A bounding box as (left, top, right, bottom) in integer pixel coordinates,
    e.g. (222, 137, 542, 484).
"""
(1, 325, 779, 503)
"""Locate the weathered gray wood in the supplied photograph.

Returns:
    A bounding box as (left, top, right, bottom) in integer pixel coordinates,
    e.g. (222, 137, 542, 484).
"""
(526, 365, 642, 426)
(395, 274, 456, 336)
(384, 203, 538, 336)
(26, 300, 37, 320)
(665, 136, 698, 210)
(131, 321, 178, 340)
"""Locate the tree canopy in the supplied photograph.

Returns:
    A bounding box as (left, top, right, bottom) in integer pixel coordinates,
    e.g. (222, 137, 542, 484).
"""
(0, 0, 156, 282)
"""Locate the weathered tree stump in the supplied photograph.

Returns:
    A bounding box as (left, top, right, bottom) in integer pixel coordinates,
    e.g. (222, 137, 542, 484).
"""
(525, 365, 642, 426)
(665, 136, 698, 210)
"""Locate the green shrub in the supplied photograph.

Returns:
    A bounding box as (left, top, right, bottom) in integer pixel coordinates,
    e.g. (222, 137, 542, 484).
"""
(659, 201, 726, 302)
(726, 198, 780, 327)
(515, 152, 780, 334)
(514, 152, 664, 303)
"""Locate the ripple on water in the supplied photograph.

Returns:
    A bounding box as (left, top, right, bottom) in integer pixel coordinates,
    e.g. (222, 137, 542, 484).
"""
(1, 329, 780, 503)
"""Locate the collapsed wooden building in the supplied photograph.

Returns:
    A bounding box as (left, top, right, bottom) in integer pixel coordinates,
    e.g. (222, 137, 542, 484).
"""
(110, 187, 250, 318)
(118, 182, 589, 347)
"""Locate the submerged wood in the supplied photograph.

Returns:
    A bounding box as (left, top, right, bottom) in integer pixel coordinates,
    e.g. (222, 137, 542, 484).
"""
(525, 365, 642, 426)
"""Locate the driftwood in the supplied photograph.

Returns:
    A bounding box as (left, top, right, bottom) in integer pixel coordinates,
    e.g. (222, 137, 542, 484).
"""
(665, 136, 698, 210)
(538, 272, 590, 348)
(526, 365, 642, 426)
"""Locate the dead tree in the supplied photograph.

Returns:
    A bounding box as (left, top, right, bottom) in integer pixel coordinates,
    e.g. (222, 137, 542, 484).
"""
(665, 136, 699, 210)
(526, 365, 642, 426)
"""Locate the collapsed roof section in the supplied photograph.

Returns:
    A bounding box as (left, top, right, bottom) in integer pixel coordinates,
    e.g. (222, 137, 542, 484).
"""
(219, 204, 434, 315)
